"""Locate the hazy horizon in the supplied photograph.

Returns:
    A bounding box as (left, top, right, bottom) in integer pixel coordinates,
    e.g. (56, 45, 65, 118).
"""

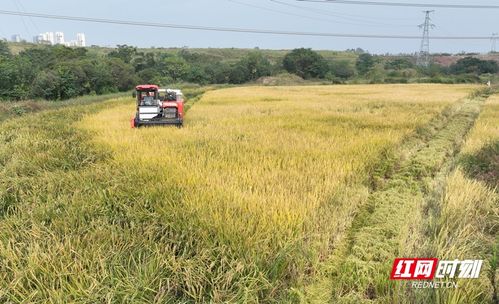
(1, 0, 498, 54)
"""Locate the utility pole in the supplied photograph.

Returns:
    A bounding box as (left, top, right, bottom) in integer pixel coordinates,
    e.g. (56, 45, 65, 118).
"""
(491, 33, 498, 53)
(416, 10, 435, 68)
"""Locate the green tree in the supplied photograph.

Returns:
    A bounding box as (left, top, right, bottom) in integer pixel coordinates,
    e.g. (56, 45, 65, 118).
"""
(138, 68, 162, 85)
(31, 70, 59, 100)
(179, 48, 203, 62)
(449, 57, 499, 75)
(0, 60, 17, 99)
(240, 51, 272, 80)
(283, 48, 327, 79)
(420, 63, 444, 77)
(108, 44, 137, 64)
(60, 61, 92, 98)
(19, 47, 55, 70)
(79, 59, 115, 94)
(366, 63, 386, 83)
(330, 60, 355, 79)
(356, 53, 375, 75)
(0, 56, 34, 100)
(106, 58, 138, 91)
(161, 56, 190, 82)
(207, 62, 231, 83)
(132, 52, 156, 72)
(52, 45, 87, 61)
(186, 66, 210, 84)
(33, 62, 90, 100)
(385, 58, 414, 70)
(0, 40, 11, 59)
(229, 65, 249, 84)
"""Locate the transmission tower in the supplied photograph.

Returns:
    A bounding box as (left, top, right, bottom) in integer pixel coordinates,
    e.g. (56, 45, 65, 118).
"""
(416, 10, 435, 67)
(491, 33, 498, 53)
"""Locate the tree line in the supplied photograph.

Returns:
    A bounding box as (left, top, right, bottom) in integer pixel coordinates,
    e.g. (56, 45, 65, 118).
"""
(0, 40, 497, 101)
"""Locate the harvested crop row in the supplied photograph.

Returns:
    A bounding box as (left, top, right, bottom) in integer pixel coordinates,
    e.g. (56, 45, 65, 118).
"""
(405, 93, 498, 304)
(325, 91, 490, 303)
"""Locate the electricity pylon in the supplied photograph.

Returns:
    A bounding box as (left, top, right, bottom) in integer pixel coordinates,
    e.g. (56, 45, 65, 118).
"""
(491, 33, 498, 53)
(416, 10, 435, 67)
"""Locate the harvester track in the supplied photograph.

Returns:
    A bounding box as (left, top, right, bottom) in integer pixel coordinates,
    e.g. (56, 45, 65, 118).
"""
(322, 90, 491, 303)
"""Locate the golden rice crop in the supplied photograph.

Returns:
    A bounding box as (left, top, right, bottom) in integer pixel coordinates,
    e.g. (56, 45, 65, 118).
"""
(432, 94, 498, 304)
(77, 84, 476, 300)
(0, 84, 481, 303)
(461, 94, 499, 155)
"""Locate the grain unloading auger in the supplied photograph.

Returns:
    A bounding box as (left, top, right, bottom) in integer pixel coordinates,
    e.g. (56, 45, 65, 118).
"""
(131, 84, 184, 128)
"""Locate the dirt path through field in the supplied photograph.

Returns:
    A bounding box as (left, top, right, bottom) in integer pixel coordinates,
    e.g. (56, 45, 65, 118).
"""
(307, 90, 491, 303)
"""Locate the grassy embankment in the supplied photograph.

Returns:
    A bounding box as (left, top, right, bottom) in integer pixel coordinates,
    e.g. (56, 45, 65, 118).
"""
(0, 93, 129, 123)
(0, 84, 478, 302)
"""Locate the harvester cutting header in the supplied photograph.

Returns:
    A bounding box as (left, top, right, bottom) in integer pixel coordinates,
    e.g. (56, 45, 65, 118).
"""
(131, 84, 184, 128)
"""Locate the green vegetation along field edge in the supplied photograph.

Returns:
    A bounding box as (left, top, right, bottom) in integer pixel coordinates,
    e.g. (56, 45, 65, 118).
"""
(1, 39, 499, 102)
(0, 85, 216, 123)
(0, 92, 128, 123)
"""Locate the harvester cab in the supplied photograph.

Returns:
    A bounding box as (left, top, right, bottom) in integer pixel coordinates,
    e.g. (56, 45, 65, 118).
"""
(131, 85, 184, 128)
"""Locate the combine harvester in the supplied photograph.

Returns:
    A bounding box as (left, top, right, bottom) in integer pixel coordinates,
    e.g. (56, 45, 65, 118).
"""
(131, 84, 184, 128)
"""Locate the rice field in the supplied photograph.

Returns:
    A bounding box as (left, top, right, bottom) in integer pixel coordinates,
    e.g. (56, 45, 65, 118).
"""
(430, 94, 498, 304)
(0, 84, 496, 303)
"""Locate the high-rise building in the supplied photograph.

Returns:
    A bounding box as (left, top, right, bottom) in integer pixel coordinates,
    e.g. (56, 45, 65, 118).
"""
(32, 32, 86, 47)
(55, 32, 65, 45)
(46, 32, 55, 45)
(44, 32, 53, 44)
(11, 34, 21, 42)
(76, 33, 86, 47)
(33, 32, 55, 45)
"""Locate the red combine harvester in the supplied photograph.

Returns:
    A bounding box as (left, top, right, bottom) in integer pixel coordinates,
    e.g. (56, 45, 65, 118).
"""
(131, 84, 184, 128)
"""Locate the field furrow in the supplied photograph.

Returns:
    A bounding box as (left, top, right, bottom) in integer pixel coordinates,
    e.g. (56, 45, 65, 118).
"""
(405, 93, 499, 304)
(323, 91, 491, 303)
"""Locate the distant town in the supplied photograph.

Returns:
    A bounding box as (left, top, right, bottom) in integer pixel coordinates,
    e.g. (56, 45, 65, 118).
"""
(8, 32, 86, 47)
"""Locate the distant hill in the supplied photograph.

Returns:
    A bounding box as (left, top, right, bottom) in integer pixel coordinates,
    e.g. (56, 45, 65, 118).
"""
(8, 41, 498, 68)
(434, 53, 499, 67)
(6, 41, 358, 64)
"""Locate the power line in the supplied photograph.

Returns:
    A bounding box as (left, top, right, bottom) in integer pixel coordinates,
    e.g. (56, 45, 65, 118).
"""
(296, 0, 499, 9)
(228, 0, 361, 26)
(271, 0, 417, 21)
(0, 9, 492, 40)
(10, 0, 31, 37)
(269, 0, 415, 27)
(230, 0, 413, 27)
(15, 0, 40, 33)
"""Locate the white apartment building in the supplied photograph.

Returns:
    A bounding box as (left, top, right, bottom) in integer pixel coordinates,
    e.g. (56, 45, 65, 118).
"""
(11, 34, 21, 42)
(46, 32, 55, 44)
(33, 32, 55, 45)
(32, 32, 86, 47)
(55, 32, 65, 45)
(76, 33, 86, 47)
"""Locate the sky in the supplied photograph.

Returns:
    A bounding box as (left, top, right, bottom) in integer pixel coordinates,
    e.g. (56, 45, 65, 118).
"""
(0, 0, 498, 54)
